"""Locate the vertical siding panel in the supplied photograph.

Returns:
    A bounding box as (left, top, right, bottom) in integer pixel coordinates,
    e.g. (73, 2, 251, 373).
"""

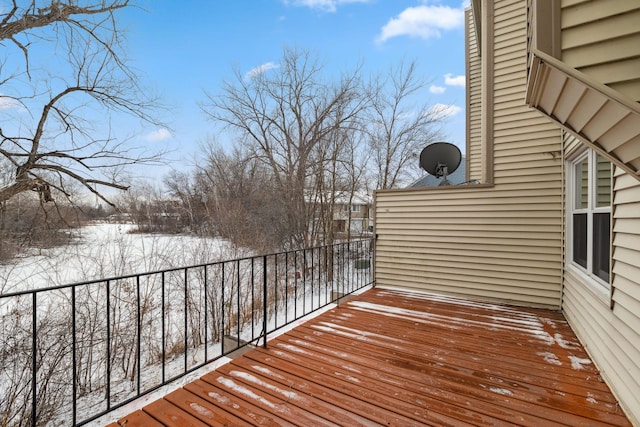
(466, 9, 483, 181)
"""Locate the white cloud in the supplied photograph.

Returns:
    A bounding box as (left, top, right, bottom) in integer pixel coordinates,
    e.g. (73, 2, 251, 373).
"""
(444, 73, 465, 87)
(245, 62, 279, 79)
(145, 128, 172, 142)
(0, 95, 22, 111)
(427, 103, 462, 119)
(429, 85, 446, 94)
(377, 4, 464, 43)
(282, 0, 371, 13)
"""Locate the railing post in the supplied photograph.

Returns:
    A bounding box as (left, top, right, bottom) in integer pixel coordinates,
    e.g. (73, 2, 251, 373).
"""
(294, 251, 298, 317)
(302, 249, 307, 314)
(204, 265, 208, 362)
(106, 280, 111, 410)
(236, 260, 240, 348)
(184, 268, 188, 374)
(251, 258, 255, 340)
(263, 255, 268, 348)
(274, 254, 278, 329)
(72, 286, 77, 426)
(161, 272, 166, 383)
(221, 263, 225, 354)
(285, 251, 288, 324)
(32, 292, 37, 427)
(136, 275, 141, 393)
(348, 241, 351, 294)
(325, 245, 329, 303)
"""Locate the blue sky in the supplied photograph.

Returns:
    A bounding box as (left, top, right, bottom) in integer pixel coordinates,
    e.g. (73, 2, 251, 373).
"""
(119, 0, 468, 177)
(1, 0, 468, 183)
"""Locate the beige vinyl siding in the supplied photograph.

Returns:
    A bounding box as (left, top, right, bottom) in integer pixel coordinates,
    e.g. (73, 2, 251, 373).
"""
(375, 185, 562, 308)
(375, 0, 563, 308)
(563, 171, 640, 425)
(612, 166, 640, 326)
(466, 8, 483, 181)
(562, 149, 640, 424)
(492, 0, 563, 187)
(561, 0, 640, 103)
(562, 269, 640, 425)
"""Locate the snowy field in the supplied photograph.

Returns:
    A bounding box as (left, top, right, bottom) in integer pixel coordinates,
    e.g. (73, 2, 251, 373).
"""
(0, 222, 240, 294)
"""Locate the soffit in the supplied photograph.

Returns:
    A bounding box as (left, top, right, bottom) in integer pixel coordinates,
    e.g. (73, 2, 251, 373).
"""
(526, 49, 640, 182)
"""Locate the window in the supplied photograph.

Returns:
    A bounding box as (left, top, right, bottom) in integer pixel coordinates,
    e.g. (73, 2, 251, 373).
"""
(569, 150, 611, 285)
(351, 204, 361, 213)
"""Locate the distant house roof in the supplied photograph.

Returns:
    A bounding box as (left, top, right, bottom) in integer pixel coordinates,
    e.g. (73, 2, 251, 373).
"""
(334, 192, 371, 205)
(410, 156, 467, 187)
(304, 191, 372, 205)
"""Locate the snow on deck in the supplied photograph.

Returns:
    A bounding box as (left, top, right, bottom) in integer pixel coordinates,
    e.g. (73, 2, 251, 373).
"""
(106, 287, 632, 426)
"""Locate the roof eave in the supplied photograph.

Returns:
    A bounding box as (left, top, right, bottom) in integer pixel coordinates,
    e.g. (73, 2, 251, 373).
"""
(526, 49, 640, 182)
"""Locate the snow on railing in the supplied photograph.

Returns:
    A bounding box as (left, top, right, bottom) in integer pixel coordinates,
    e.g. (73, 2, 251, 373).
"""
(0, 238, 373, 426)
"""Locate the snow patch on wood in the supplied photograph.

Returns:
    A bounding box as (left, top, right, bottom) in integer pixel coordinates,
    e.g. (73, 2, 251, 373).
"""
(569, 355, 592, 371)
(229, 370, 301, 401)
(216, 376, 280, 410)
(189, 402, 215, 418)
(538, 351, 562, 366)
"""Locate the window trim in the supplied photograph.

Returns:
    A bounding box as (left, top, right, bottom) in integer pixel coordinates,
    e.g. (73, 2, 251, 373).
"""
(566, 148, 612, 294)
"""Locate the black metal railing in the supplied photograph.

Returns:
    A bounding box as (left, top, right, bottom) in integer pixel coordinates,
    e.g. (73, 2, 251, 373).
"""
(0, 238, 373, 426)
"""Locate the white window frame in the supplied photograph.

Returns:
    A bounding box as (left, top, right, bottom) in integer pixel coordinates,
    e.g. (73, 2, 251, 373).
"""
(351, 204, 361, 213)
(566, 148, 611, 293)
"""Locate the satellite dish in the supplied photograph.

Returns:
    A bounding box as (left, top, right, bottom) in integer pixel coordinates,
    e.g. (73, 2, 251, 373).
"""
(419, 142, 462, 186)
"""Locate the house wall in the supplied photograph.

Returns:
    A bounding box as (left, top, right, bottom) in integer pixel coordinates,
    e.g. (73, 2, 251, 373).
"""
(374, 0, 564, 308)
(562, 138, 640, 424)
(375, 184, 563, 307)
(553, 1, 640, 422)
(333, 202, 372, 234)
(349, 204, 368, 220)
(376, 0, 640, 420)
(561, 0, 640, 103)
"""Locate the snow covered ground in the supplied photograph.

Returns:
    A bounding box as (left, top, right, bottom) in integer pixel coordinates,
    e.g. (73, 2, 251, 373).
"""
(0, 222, 240, 294)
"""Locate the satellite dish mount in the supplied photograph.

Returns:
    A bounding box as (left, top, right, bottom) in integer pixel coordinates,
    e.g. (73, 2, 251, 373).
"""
(435, 163, 450, 185)
(419, 142, 462, 186)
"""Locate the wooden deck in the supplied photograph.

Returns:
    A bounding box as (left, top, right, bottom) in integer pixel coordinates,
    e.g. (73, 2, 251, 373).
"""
(106, 288, 632, 426)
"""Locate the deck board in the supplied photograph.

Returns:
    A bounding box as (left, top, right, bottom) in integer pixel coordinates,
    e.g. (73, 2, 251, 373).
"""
(183, 379, 292, 426)
(143, 398, 210, 427)
(106, 410, 165, 427)
(108, 288, 632, 426)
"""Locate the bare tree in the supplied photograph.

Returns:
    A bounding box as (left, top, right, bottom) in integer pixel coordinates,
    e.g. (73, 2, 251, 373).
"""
(308, 125, 369, 244)
(0, 1, 163, 206)
(202, 47, 366, 248)
(365, 60, 443, 189)
(193, 142, 289, 251)
(163, 170, 204, 233)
